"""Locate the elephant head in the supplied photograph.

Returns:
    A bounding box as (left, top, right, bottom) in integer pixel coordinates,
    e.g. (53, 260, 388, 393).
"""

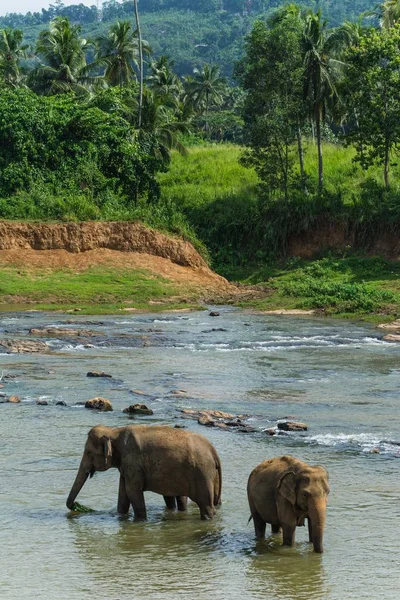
(277, 465, 330, 553)
(66, 425, 115, 509)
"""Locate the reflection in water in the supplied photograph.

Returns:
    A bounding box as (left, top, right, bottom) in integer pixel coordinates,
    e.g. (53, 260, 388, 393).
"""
(245, 539, 328, 600)
(68, 510, 228, 599)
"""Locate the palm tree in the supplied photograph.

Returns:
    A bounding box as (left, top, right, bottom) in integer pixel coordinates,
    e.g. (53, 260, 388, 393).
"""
(377, 0, 400, 28)
(133, 0, 144, 128)
(28, 17, 93, 95)
(141, 88, 188, 164)
(0, 27, 28, 88)
(302, 10, 344, 193)
(95, 20, 150, 89)
(187, 64, 226, 137)
(147, 56, 182, 101)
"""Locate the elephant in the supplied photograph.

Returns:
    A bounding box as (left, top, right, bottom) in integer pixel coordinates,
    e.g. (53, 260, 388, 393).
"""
(247, 455, 330, 553)
(66, 424, 222, 521)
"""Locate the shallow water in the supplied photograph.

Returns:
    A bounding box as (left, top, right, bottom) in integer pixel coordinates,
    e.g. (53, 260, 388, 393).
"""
(1, 308, 399, 599)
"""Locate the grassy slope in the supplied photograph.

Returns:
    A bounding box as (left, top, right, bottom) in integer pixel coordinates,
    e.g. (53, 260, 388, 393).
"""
(160, 144, 400, 320)
(0, 266, 200, 314)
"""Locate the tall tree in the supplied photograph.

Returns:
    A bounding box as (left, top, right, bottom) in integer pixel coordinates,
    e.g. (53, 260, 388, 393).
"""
(377, 0, 400, 29)
(28, 17, 92, 95)
(187, 64, 226, 137)
(95, 20, 149, 88)
(133, 0, 144, 128)
(0, 27, 27, 88)
(343, 24, 400, 189)
(302, 10, 344, 193)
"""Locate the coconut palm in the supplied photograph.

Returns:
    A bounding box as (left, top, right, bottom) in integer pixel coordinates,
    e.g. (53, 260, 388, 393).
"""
(95, 20, 150, 89)
(377, 0, 400, 29)
(147, 55, 182, 101)
(133, 0, 144, 128)
(141, 88, 188, 164)
(28, 17, 94, 95)
(302, 10, 345, 193)
(187, 64, 226, 137)
(0, 27, 28, 88)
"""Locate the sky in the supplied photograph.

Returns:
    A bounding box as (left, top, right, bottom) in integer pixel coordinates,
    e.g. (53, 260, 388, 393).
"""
(0, 1, 97, 17)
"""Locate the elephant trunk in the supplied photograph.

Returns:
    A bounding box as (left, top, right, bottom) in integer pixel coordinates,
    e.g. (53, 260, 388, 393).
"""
(308, 497, 327, 553)
(66, 460, 90, 509)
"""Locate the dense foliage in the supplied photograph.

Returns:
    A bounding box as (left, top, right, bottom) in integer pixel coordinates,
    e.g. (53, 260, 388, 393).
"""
(0, 0, 380, 77)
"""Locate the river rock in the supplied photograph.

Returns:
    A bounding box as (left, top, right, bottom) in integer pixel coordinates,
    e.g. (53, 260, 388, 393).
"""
(0, 339, 50, 354)
(168, 389, 188, 397)
(85, 397, 113, 411)
(209, 311, 220, 317)
(8, 395, 21, 403)
(29, 328, 97, 337)
(36, 399, 49, 406)
(377, 320, 400, 330)
(277, 421, 308, 432)
(56, 401, 67, 406)
(181, 408, 235, 420)
(383, 333, 400, 342)
(86, 371, 112, 378)
(123, 404, 153, 415)
(264, 428, 277, 436)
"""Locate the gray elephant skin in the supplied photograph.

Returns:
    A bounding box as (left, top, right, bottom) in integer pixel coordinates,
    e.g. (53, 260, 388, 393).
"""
(66, 424, 222, 520)
(247, 455, 330, 552)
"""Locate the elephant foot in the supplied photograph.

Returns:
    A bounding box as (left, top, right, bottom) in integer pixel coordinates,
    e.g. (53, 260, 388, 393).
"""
(176, 496, 188, 512)
(163, 496, 177, 510)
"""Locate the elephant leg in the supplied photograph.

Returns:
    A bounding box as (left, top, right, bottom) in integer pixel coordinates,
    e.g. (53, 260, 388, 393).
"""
(307, 517, 313, 543)
(271, 523, 281, 534)
(125, 480, 147, 521)
(163, 496, 177, 510)
(117, 474, 130, 515)
(251, 511, 266, 538)
(282, 523, 296, 546)
(176, 496, 188, 512)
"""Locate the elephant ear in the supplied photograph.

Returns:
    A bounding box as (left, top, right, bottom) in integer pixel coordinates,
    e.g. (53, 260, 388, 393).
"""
(101, 436, 113, 468)
(277, 470, 297, 505)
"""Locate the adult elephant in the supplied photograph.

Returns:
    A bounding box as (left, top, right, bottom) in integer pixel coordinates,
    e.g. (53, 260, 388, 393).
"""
(66, 424, 222, 520)
(247, 455, 330, 553)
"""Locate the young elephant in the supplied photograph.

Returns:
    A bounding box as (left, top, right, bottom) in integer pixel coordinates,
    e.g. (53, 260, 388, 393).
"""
(247, 455, 330, 553)
(66, 424, 222, 520)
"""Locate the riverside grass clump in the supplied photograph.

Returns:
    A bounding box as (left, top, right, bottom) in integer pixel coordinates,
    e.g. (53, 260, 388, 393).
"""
(239, 256, 400, 319)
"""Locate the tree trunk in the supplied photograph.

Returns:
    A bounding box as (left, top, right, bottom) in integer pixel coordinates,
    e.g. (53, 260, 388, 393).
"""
(296, 125, 307, 193)
(315, 109, 323, 194)
(384, 142, 390, 190)
(133, 0, 143, 129)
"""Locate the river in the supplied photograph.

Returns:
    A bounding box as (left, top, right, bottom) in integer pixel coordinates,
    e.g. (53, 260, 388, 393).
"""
(1, 308, 399, 599)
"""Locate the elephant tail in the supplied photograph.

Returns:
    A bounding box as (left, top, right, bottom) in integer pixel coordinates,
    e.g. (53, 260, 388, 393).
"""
(214, 454, 222, 506)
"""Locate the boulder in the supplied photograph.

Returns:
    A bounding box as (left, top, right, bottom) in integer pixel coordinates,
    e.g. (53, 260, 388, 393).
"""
(168, 389, 188, 397)
(29, 328, 97, 337)
(0, 339, 49, 353)
(8, 395, 21, 403)
(181, 408, 235, 420)
(383, 333, 400, 342)
(123, 404, 153, 415)
(56, 401, 67, 406)
(36, 400, 49, 406)
(277, 421, 308, 432)
(264, 428, 277, 436)
(85, 397, 113, 411)
(86, 371, 112, 378)
(209, 311, 220, 317)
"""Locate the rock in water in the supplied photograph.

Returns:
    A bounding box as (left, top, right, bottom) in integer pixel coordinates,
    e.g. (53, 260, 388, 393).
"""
(85, 397, 113, 411)
(87, 371, 112, 378)
(277, 421, 308, 432)
(123, 404, 153, 415)
(8, 395, 21, 403)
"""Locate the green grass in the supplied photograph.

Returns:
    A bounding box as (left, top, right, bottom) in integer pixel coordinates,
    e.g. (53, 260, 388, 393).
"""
(0, 267, 202, 313)
(236, 256, 400, 320)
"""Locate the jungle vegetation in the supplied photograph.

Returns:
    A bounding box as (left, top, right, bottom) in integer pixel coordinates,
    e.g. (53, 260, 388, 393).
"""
(0, 0, 400, 305)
